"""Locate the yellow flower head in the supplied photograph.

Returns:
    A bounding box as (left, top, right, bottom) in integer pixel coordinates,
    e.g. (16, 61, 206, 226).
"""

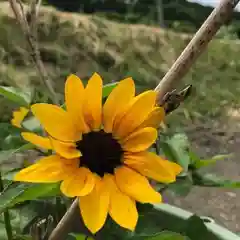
(11, 107, 29, 128)
(14, 73, 182, 234)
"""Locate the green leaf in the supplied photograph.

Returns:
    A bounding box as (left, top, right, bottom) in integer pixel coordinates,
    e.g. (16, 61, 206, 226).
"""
(0, 143, 34, 165)
(0, 86, 31, 106)
(0, 183, 60, 213)
(160, 133, 190, 173)
(146, 231, 187, 240)
(0, 123, 23, 150)
(0, 203, 41, 239)
(183, 215, 214, 240)
(102, 82, 118, 98)
(70, 233, 94, 240)
(193, 154, 232, 169)
(1, 134, 25, 150)
(192, 172, 240, 188)
(168, 177, 193, 197)
(0, 123, 21, 138)
(131, 204, 217, 239)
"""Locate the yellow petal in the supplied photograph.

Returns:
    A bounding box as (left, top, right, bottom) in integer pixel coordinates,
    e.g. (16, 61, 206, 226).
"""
(50, 137, 81, 159)
(115, 166, 161, 203)
(105, 174, 138, 231)
(79, 174, 110, 233)
(122, 127, 157, 152)
(14, 155, 68, 183)
(11, 107, 29, 128)
(60, 167, 95, 197)
(124, 151, 182, 183)
(65, 74, 90, 133)
(21, 132, 52, 150)
(103, 78, 135, 133)
(114, 91, 157, 139)
(31, 103, 80, 142)
(83, 73, 103, 131)
(139, 107, 165, 129)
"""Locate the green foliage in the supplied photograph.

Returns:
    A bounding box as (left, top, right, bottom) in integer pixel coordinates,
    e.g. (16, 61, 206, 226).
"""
(102, 82, 118, 98)
(192, 172, 240, 188)
(0, 143, 33, 166)
(156, 130, 240, 197)
(190, 152, 232, 169)
(70, 233, 94, 240)
(160, 133, 190, 174)
(0, 86, 32, 107)
(146, 232, 187, 240)
(0, 183, 60, 214)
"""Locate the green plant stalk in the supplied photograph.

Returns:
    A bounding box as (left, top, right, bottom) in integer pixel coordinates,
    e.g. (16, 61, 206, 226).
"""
(0, 172, 13, 240)
(55, 196, 62, 223)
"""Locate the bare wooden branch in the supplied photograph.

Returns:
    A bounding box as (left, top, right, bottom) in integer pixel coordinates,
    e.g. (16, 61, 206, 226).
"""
(8, 0, 59, 104)
(48, 199, 79, 240)
(155, 0, 240, 104)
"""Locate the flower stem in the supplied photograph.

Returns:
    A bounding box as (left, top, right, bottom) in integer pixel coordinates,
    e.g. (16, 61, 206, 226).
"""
(55, 196, 62, 223)
(0, 172, 13, 240)
(154, 131, 160, 155)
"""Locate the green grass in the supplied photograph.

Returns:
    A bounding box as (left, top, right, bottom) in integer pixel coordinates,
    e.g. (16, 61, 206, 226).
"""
(0, 2, 239, 126)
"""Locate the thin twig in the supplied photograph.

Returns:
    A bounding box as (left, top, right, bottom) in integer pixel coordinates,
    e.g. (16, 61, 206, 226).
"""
(155, 0, 240, 104)
(8, 0, 59, 104)
(0, 172, 13, 240)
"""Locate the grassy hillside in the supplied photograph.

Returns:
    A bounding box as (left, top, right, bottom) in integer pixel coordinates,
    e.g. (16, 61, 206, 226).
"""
(44, 0, 240, 34)
(0, 2, 239, 126)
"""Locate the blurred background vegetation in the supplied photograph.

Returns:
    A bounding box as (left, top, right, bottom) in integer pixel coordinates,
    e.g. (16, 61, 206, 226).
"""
(0, 0, 240, 126)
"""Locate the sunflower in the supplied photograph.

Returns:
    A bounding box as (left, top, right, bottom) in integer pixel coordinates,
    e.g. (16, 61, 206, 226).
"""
(11, 107, 29, 128)
(14, 73, 182, 234)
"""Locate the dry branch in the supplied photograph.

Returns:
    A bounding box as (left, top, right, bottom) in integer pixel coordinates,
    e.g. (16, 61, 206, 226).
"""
(155, 0, 240, 104)
(48, 199, 79, 240)
(9, 0, 59, 104)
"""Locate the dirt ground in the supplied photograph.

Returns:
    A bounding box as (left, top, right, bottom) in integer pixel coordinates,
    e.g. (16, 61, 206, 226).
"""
(165, 115, 240, 233)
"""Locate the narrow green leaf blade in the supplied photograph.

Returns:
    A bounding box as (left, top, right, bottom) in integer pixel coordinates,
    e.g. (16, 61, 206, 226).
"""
(194, 154, 232, 169)
(102, 82, 118, 98)
(146, 231, 187, 240)
(11, 183, 60, 205)
(0, 184, 29, 213)
(0, 182, 60, 213)
(0, 86, 31, 106)
(192, 172, 240, 188)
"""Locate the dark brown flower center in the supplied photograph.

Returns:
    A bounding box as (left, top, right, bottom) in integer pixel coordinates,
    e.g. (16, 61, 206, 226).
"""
(76, 130, 124, 176)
